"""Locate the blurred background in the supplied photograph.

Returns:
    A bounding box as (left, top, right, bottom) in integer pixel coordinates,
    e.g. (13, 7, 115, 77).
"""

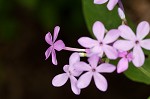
(0, 0, 150, 99)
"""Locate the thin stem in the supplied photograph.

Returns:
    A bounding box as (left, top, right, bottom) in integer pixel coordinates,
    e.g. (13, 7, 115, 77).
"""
(64, 47, 86, 52)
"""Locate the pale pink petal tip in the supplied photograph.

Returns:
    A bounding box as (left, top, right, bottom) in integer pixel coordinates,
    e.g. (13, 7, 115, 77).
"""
(94, 0, 108, 4)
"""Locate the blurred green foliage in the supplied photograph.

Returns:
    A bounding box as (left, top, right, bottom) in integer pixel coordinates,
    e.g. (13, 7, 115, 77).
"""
(0, 0, 83, 42)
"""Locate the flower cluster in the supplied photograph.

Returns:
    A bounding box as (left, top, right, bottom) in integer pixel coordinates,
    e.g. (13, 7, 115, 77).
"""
(45, 0, 150, 95)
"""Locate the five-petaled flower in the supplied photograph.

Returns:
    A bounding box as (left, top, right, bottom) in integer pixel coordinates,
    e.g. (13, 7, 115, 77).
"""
(94, 0, 119, 11)
(78, 21, 120, 59)
(117, 51, 133, 73)
(114, 21, 150, 67)
(52, 53, 81, 95)
(74, 55, 116, 91)
(45, 26, 65, 65)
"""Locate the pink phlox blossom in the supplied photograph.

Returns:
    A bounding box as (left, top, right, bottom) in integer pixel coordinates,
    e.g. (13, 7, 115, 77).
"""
(117, 51, 133, 73)
(78, 21, 120, 59)
(94, 0, 119, 11)
(114, 21, 150, 67)
(45, 26, 65, 65)
(74, 55, 116, 92)
(52, 53, 81, 95)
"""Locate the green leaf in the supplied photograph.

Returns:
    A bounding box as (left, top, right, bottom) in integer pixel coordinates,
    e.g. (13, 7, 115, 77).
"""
(124, 50, 150, 84)
(82, 0, 121, 35)
(82, 0, 150, 84)
(148, 96, 150, 99)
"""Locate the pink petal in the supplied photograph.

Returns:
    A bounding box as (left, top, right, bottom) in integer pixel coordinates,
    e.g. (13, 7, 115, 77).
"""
(94, 0, 108, 4)
(70, 76, 81, 95)
(52, 50, 57, 65)
(78, 37, 98, 48)
(97, 63, 116, 73)
(127, 52, 133, 62)
(91, 45, 103, 55)
(69, 53, 80, 66)
(77, 72, 92, 89)
(63, 65, 69, 72)
(137, 21, 150, 40)
(45, 47, 52, 60)
(74, 62, 91, 72)
(52, 73, 68, 87)
(93, 73, 107, 92)
(107, 0, 119, 11)
(92, 21, 105, 41)
(53, 26, 60, 42)
(113, 40, 134, 51)
(118, 25, 136, 40)
(140, 39, 150, 50)
(103, 45, 118, 59)
(117, 58, 128, 73)
(88, 55, 99, 68)
(118, 8, 125, 19)
(132, 46, 145, 67)
(54, 40, 65, 51)
(45, 32, 53, 45)
(118, 51, 128, 57)
(69, 66, 82, 77)
(103, 29, 120, 44)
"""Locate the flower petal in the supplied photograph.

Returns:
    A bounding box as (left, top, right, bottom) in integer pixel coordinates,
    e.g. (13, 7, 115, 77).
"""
(117, 58, 128, 73)
(70, 76, 81, 95)
(69, 53, 80, 66)
(94, 0, 108, 4)
(118, 25, 136, 40)
(53, 26, 60, 42)
(132, 46, 145, 67)
(92, 21, 105, 41)
(118, 8, 125, 19)
(103, 29, 120, 44)
(52, 50, 57, 65)
(137, 21, 150, 40)
(140, 39, 150, 50)
(45, 32, 53, 45)
(118, 51, 128, 58)
(97, 63, 116, 73)
(78, 37, 98, 48)
(91, 45, 103, 55)
(63, 65, 69, 72)
(52, 73, 68, 87)
(107, 0, 119, 11)
(74, 62, 91, 72)
(88, 55, 99, 68)
(54, 40, 65, 51)
(93, 73, 107, 92)
(77, 72, 92, 89)
(103, 45, 118, 59)
(45, 47, 52, 60)
(113, 40, 134, 51)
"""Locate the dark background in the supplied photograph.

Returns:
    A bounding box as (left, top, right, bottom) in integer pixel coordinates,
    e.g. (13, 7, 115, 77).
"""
(0, 0, 150, 99)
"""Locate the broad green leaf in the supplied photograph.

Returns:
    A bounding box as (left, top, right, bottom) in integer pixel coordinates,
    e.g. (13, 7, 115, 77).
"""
(124, 50, 150, 84)
(82, 0, 121, 34)
(148, 96, 150, 99)
(82, 0, 150, 84)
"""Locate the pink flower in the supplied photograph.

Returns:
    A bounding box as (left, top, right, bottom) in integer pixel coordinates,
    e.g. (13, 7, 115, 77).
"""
(114, 21, 150, 67)
(45, 26, 65, 65)
(74, 55, 116, 91)
(117, 51, 133, 73)
(94, 0, 119, 11)
(52, 53, 81, 95)
(78, 21, 120, 59)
